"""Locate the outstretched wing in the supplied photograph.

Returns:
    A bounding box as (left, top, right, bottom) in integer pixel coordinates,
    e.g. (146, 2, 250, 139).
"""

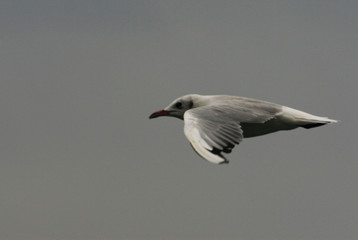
(183, 104, 276, 164)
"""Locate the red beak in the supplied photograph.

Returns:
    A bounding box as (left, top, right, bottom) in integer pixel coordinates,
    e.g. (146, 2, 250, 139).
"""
(149, 109, 171, 119)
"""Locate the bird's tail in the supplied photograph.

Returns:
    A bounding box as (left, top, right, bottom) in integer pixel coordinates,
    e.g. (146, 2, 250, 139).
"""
(281, 106, 338, 129)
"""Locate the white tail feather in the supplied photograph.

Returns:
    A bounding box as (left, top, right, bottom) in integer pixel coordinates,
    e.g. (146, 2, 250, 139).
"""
(281, 106, 337, 124)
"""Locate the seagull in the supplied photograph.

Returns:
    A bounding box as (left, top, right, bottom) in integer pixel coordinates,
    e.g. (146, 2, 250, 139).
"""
(149, 94, 337, 164)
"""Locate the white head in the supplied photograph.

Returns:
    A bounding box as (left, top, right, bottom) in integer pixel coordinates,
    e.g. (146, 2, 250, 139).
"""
(149, 94, 200, 120)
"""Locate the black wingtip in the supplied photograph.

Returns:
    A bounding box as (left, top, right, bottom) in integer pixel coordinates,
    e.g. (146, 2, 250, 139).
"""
(219, 159, 229, 165)
(189, 143, 229, 165)
(210, 147, 229, 164)
(301, 123, 327, 129)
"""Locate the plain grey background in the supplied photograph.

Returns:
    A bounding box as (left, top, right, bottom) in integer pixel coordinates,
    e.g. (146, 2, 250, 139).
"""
(1, 1, 357, 240)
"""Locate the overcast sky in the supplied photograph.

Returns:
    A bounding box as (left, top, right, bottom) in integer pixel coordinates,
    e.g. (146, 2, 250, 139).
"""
(1, 1, 357, 240)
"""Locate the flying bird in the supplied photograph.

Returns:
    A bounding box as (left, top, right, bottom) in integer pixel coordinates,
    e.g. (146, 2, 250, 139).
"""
(149, 94, 337, 164)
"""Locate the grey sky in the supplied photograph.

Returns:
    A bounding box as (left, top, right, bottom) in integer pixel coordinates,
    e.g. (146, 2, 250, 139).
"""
(1, 1, 357, 240)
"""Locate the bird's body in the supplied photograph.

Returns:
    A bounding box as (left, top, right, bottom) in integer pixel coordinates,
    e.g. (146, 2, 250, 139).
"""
(149, 94, 337, 164)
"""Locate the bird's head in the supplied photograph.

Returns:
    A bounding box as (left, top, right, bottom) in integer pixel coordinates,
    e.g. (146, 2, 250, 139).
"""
(149, 94, 199, 120)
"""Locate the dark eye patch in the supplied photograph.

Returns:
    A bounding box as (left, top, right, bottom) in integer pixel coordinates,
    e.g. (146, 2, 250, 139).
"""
(175, 102, 182, 109)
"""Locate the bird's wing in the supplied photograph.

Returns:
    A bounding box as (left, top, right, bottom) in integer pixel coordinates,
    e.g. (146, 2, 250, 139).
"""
(183, 104, 276, 164)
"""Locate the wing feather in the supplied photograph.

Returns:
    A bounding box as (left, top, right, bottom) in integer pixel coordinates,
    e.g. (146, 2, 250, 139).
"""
(184, 107, 241, 164)
(183, 103, 277, 164)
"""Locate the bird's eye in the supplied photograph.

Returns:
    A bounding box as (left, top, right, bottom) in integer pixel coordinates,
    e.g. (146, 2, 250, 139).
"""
(175, 102, 182, 109)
